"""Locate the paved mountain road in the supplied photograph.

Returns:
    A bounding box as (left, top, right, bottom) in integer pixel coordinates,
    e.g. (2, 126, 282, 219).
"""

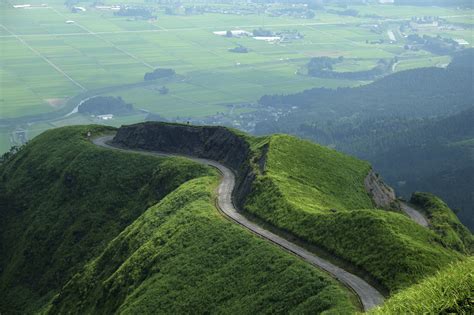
(400, 202, 429, 227)
(93, 135, 384, 311)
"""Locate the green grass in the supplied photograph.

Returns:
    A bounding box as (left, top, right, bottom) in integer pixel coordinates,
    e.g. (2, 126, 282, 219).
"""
(0, 125, 213, 313)
(265, 135, 374, 212)
(0, 125, 355, 314)
(369, 257, 474, 314)
(242, 134, 467, 292)
(411, 192, 474, 254)
(44, 175, 355, 315)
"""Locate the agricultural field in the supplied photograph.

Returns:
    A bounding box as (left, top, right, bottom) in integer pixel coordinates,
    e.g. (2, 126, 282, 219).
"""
(1, 0, 473, 153)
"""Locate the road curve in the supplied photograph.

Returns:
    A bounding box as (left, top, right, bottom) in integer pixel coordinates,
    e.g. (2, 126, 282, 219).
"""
(93, 135, 385, 311)
(400, 202, 429, 227)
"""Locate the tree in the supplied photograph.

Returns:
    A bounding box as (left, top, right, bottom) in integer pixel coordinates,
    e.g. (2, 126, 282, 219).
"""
(144, 68, 175, 81)
(159, 86, 169, 95)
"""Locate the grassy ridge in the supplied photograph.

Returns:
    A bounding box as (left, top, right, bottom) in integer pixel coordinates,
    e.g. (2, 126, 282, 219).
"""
(369, 257, 474, 314)
(244, 134, 465, 292)
(411, 192, 474, 254)
(0, 125, 355, 314)
(0, 125, 213, 313)
(46, 176, 355, 314)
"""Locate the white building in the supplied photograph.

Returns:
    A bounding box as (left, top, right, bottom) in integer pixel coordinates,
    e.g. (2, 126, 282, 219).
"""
(96, 114, 114, 120)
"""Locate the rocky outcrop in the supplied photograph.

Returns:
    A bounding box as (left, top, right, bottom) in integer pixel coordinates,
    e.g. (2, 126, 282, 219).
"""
(364, 170, 396, 209)
(113, 122, 260, 208)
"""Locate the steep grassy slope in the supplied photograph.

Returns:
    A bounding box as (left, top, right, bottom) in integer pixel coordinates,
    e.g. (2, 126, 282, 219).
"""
(0, 126, 213, 313)
(263, 135, 374, 212)
(369, 257, 474, 314)
(244, 135, 464, 292)
(411, 192, 474, 254)
(113, 122, 472, 295)
(46, 176, 355, 314)
(0, 125, 355, 314)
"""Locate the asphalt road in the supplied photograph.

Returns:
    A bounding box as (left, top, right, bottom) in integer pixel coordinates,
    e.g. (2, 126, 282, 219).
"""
(400, 202, 429, 227)
(93, 135, 384, 311)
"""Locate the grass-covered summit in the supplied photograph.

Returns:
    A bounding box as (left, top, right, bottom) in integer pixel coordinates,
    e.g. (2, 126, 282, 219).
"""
(0, 125, 355, 314)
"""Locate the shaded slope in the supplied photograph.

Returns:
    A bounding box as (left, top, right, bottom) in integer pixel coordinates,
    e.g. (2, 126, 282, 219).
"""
(0, 126, 213, 313)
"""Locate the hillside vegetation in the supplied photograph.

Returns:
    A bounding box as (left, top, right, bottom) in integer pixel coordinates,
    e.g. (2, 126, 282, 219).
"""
(46, 176, 354, 314)
(112, 122, 472, 296)
(411, 192, 474, 254)
(0, 125, 213, 313)
(369, 257, 474, 314)
(244, 134, 465, 292)
(0, 125, 354, 314)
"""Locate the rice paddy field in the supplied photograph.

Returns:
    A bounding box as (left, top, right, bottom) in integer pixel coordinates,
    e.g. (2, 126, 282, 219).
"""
(0, 0, 473, 153)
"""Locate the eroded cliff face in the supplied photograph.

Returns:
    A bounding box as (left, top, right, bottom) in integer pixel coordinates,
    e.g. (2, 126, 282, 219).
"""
(113, 122, 259, 207)
(364, 170, 396, 209)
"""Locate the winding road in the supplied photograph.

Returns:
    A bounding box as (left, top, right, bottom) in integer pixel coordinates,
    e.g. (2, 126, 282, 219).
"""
(400, 202, 429, 227)
(93, 135, 384, 311)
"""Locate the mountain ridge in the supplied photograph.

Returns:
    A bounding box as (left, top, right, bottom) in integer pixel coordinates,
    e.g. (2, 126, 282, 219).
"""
(1, 123, 472, 314)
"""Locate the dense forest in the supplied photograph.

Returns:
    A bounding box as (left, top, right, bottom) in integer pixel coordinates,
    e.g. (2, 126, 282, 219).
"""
(306, 56, 394, 80)
(255, 49, 474, 231)
(259, 51, 472, 122)
(144, 68, 176, 81)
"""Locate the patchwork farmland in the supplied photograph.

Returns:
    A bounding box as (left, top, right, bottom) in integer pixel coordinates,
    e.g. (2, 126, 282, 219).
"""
(0, 0, 472, 153)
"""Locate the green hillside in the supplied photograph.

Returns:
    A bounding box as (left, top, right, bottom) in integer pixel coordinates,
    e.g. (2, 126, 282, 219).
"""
(0, 125, 213, 313)
(410, 192, 473, 254)
(1, 123, 472, 313)
(110, 121, 472, 296)
(369, 257, 474, 314)
(263, 135, 374, 212)
(244, 134, 468, 292)
(0, 126, 354, 314)
(45, 176, 354, 314)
